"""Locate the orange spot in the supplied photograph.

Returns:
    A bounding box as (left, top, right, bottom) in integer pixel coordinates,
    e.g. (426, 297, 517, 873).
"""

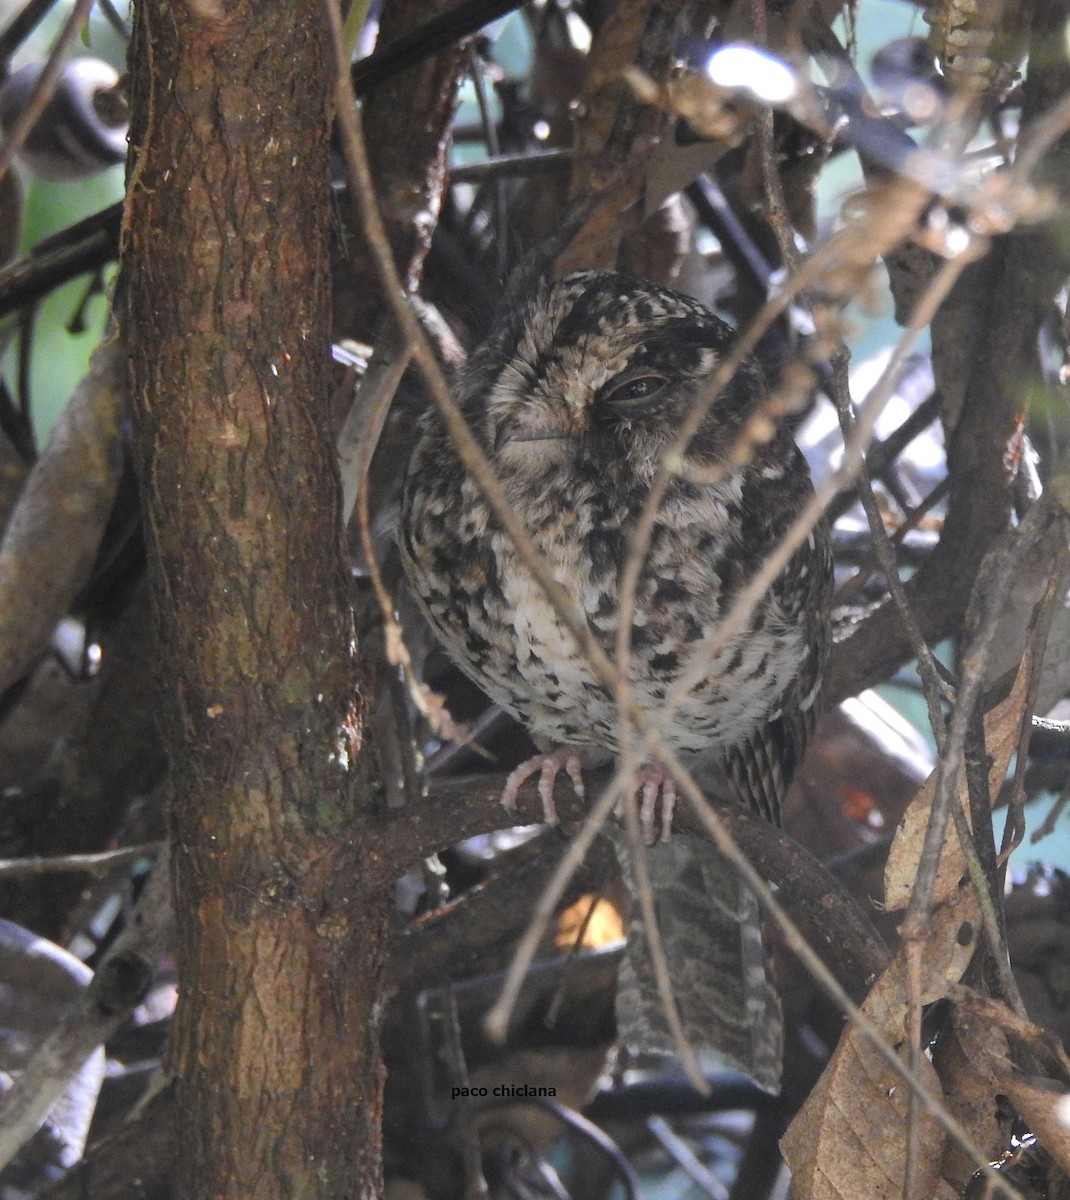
(555, 894, 625, 951)
(840, 785, 877, 823)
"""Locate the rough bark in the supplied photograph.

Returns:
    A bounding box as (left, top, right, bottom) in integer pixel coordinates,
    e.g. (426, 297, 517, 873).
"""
(123, 3, 387, 1198)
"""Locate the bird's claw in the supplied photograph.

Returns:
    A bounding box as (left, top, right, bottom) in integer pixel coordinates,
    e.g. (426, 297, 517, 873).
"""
(501, 749, 586, 824)
(622, 766, 677, 845)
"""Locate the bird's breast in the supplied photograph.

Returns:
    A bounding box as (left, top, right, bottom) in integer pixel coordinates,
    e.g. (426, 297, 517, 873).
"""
(402, 454, 806, 756)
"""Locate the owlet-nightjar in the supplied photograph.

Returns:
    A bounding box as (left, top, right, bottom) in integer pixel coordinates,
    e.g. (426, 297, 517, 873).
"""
(399, 270, 832, 1090)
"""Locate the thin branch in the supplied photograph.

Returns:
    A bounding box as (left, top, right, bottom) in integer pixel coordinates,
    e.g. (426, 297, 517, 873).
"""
(751, 0, 801, 275)
(1009, 89, 1070, 186)
(826, 388, 942, 525)
(449, 149, 571, 184)
(0, 204, 121, 321)
(829, 351, 952, 744)
(95, 0, 131, 40)
(0, 843, 160, 878)
(889, 477, 949, 547)
(948, 728, 1025, 1013)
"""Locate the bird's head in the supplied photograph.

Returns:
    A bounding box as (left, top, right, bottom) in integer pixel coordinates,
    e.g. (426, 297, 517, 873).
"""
(459, 271, 766, 488)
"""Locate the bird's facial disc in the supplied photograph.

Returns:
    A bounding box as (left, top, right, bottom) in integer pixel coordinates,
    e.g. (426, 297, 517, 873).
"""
(478, 272, 747, 480)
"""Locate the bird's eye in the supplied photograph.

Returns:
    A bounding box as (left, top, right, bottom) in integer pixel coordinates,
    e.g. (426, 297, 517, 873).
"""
(601, 374, 668, 409)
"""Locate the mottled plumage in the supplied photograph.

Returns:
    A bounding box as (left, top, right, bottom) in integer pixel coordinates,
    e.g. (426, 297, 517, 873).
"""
(399, 270, 831, 824)
(399, 270, 833, 1091)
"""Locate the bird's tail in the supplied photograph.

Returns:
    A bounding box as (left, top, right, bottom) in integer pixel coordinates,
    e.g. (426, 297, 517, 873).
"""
(612, 833, 782, 1093)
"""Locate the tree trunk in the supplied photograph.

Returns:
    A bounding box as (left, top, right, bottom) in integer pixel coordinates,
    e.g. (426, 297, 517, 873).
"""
(122, 3, 387, 1197)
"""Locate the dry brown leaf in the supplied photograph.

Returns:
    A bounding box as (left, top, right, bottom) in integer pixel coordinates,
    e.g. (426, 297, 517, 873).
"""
(996, 1073, 1070, 1177)
(873, 887, 982, 1031)
(884, 651, 1033, 911)
(782, 1032, 948, 1200)
(782, 890, 981, 1198)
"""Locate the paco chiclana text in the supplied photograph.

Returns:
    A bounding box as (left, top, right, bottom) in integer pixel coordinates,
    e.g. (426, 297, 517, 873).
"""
(451, 1085, 557, 1100)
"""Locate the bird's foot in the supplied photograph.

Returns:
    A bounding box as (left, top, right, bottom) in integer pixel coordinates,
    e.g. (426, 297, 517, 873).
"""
(624, 766, 677, 845)
(502, 748, 586, 824)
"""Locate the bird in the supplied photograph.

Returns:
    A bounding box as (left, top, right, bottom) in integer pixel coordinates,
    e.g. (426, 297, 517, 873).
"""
(398, 269, 832, 1091)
